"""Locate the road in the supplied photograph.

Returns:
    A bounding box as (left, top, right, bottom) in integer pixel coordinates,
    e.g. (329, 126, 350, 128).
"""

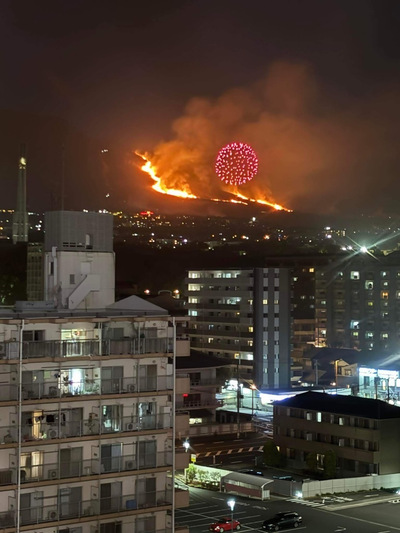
(175, 487, 400, 533)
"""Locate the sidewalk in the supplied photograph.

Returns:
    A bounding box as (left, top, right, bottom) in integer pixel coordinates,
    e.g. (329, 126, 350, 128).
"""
(315, 490, 400, 510)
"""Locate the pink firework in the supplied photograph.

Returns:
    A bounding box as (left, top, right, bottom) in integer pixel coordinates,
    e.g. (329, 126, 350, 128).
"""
(215, 142, 258, 185)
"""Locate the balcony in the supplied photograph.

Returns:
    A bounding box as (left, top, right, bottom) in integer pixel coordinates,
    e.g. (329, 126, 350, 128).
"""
(175, 486, 190, 508)
(175, 449, 190, 470)
(19, 375, 172, 401)
(176, 399, 221, 409)
(14, 451, 173, 484)
(0, 413, 172, 445)
(0, 337, 172, 360)
(0, 489, 173, 527)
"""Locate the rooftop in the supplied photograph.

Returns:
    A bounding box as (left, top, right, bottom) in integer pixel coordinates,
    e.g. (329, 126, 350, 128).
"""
(277, 391, 400, 419)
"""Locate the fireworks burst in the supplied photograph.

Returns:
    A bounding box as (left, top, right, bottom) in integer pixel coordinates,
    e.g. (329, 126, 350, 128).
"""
(215, 142, 258, 186)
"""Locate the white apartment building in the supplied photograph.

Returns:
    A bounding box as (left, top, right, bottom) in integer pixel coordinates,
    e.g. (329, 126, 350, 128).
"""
(0, 211, 190, 533)
(0, 309, 190, 533)
(185, 267, 292, 389)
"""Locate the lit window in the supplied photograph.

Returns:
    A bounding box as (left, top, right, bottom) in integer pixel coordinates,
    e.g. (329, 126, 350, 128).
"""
(381, 291, 389, 300)
(367, 301, 374, 307)
(350, 271, 360, 280)
(248, 326, 253, 332)
(365, 331, 374, 339)
(381, 271, 388, 278)
(316, 412, 322, 422)
(263, 299, 268, 304)
(365, 281, 373, 290)
(309, 268, 314, 273)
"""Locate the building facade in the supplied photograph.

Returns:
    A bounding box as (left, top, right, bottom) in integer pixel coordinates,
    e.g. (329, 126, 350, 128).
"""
(0, 210, 191, 533)
(185, 267, 291, 389)
(44, 211, 115, 310)
(315, 253, 400, 353)
(274, 391, 400, 476)
(0, 308, 190, 533)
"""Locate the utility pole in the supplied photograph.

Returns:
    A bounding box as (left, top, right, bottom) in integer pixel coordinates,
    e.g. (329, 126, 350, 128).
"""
(236, 357, 241, 439)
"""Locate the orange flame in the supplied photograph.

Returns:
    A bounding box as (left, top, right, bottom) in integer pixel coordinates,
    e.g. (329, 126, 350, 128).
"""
(136, 152, 292, 212)
(138, 154, 197, 199)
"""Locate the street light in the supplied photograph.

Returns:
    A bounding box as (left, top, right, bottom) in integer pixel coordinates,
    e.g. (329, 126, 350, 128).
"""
(183, 439, 189, 452)
(227, 498, 235, 528)
(250, 384, 257, 416)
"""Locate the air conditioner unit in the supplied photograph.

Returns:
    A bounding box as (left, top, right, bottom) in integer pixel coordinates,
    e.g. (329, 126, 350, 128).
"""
(48, 469, 58, 479)
(125, 460, 134, 470)
(48, 510, 57, 521)
(48, 428, 59, 439)
(126, 422, 135, 431)
(127, 384, 135, 392)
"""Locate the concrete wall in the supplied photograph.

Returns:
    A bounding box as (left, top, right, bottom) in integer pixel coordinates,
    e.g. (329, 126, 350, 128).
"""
(302, 473, 400, 498)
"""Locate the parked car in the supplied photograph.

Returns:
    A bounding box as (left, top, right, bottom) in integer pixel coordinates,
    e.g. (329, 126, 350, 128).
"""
(272, 475, 294, 481)
(237, 468, 264, 476)
(262, 511, 302, 531)
(209, 517, 241, 531)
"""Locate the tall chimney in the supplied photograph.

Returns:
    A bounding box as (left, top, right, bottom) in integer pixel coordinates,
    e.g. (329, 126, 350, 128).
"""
(12, 143, 29, 244)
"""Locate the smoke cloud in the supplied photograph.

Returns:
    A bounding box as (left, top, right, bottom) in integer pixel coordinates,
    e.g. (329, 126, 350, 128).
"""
(143, 62, 400, 215)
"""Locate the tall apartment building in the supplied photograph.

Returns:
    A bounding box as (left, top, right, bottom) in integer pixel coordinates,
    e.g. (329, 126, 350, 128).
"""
(315, 253, 400, 353)
(0, 211, 190, 533)
(185, 267, 291, 389)
(0, 308, 190, 533)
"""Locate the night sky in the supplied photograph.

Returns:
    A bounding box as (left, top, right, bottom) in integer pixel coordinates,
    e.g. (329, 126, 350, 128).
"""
(1, 0, 399, 215)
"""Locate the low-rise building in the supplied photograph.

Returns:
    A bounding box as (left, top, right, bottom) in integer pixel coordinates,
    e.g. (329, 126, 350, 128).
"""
(274, 391, 400, 476)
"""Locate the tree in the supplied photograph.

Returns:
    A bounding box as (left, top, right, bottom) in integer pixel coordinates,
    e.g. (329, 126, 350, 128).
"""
(185, 464, 196, 484)
(305, 452, 318, 474)
(263, 440, 284, 467)
(323, 449, 337, 479)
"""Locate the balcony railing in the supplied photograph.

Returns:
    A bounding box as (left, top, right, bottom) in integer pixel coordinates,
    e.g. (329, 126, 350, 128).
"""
(0, 413, 172, 445)
(18, 375, 172, 401)
(0, 489, 172, 527)
(0, 337, 172, 360)
(9, 451, 172, 485)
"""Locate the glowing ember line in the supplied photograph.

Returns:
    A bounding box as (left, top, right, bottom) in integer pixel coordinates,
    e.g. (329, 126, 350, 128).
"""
(136, 151, 292, 211)
(137, 153, 197, 199)
(234, 192, 292, 212)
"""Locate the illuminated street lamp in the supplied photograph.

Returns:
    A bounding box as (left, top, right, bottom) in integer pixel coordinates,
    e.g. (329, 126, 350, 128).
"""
(227, 498, 235, 528)
(250, 384, 257, 416)
(183, 439, 189, 452)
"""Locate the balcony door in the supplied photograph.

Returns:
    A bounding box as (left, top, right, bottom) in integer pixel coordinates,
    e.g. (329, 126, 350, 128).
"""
(136, 516, 156, 533)
(138, 364, 157, 391)
(59, 486, 82, 519)
(136, 477, 156, 508)
(100, 482, 122, 513)
(60, 447, 82, 478)
(20, 490, 43, 525)
(101, 443, 122, 473)
(102, 405, 122, 432)
(138, 440, 156, 468)
(101, 367, 123, 394)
